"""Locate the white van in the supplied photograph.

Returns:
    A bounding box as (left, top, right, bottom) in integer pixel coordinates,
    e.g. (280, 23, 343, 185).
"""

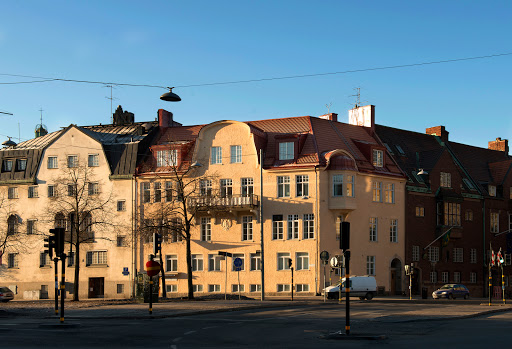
(322, 276, 377, 300)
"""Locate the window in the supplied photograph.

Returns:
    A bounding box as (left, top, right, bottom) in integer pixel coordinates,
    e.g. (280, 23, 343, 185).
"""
(54, 213, 66, 229)
(440, 202, 461, 226)
(333, 174, 343, 197)
(384, 184, 394, 203)
(193, 285, 203, 293)
(416, 206, 425, 217)
(488, 185, 497, 197)
(201, 217, 211, 241)
(208, 254, 221, 271)
(336, 215, 343, 241)
(470, 272, 477, 284)
(8, 253, 19, 268)
(8, 187, 18, 199)
(412, 245, 420, 262)
(208, 284, 221, 293)
(211, 146, 222, 165)
(442, 272, 449, 283)
(7, 215, 18, 235)
(428, 246, 439, 262)
(192, 254, 203, 272)
(170, 218, 183, 243)
(277, 284, 291, 292)
(166, 255, 178, 272)
(279, 142, 294, 160)
(88, 154, 99, 167)
(277, 176, 290, 198)
(232, 254, 245, 271)
(117, 200, 126, 212)
(430, 271, 438, 283)
(383, 143, 394, 154)
(242, 216, 253, 241)
(232, 284, 245, 292)
(27, 220, 36, 235)
(88, 182, 99, 195)
(28, 186, 38, 198)
(372, 149, 383, 167)
(369, 217, 378, 242)
(230, 145, 242, 163)
(453, 248, 464, 263)
(68, 252, 75, 267)
(117, 284, 125, 294)
(345, 175, 354, 197)
(303, 214, 314, 239)
(490, 212, 499, 234)
(453, 272, 461, 283)
(463, 178, 475, 190)
(156, 149, 178, 167)
(86, 251, 107, 266)
(67, 184, 76, 197)
(440, 172, 451, 188)
(154, 182, 161, 202)
(47, 156, 58, 169)
(200, 180, 212, 196)
(470, 248, 477, 263)
(241, 178, 253, 197)
(142, 183, 150, 203)
(165, 182, 173, 202)
(277, 253, 291, 270)
(48, 185, 56, 198)
(366, 256, 375, 275)
(372, 182, 382, 202)
(465, 210, 473, 221)
(296, 284, 309, 292)
(3, 159, 13, 172)
(396, 144, 405, 155)
(250, 284, 261, 292)
(296, 252, 309, 270)
(67, 155, 78, 168)
(390, 219, 398, 243)
(506, 254, 512, 266)
(272, 215, 284, 240)
(116, 236, 126, 247)
(250, 253, 261, 271)
(16, 159, 27, 171)
(220, 179, 232, 198)
(296, 175, 309, 197)
(287, 215, 299, 240)
(40, 252, 51, 267)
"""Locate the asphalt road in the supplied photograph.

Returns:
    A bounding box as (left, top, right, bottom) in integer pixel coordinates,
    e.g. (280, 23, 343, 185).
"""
(1, 302, 512, 348)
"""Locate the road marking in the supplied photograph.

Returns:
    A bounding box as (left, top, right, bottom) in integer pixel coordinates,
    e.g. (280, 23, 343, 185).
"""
(173, 337, 182, 343)
(202, 326, 219, 330)
(170, 345, 178, 349)
(184, 330, 196, 335)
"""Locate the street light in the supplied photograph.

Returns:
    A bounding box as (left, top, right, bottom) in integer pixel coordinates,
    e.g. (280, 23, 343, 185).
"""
(160, 87, 181, 102)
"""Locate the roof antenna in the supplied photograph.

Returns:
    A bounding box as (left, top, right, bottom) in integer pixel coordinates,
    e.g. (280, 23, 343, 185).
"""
(350, 87, 361, 108)
(325, 102, 332, 114)
(104, 84, 119, 124)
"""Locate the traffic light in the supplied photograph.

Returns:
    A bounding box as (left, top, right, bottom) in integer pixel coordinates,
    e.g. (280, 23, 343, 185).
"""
(288, 258, 293, 268)
(340, 221, 350, 250)
(49, 228, 65, 258)
(153, 233, 162, 256)
(44, 234, 56, 259)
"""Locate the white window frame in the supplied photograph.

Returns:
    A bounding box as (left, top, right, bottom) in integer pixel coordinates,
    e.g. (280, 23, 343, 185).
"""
(86, 251, 107, 266)
(165, 254, 178, 272)
(345, 175, 354, 197)
(296, 252, 309, 271)
(48, 185, 56, 198)
(279, 142, 294, 160)
(470, 272, 477, 284)
(88, 154, 99, 167)
(28, 186, 38, 198)
(296, 284, 309, 292)
(369, 217, 378, 242)
(250, 253, 261, 271)
(47, 156, 58, 169)
(272, 216, 284, 240)
(490, 212, 499, 234)
(287, 214, 299, 240)
(208, 254, 221, 272)
(470, 248, 477, 264)
(277, 284, 291, 292)
(412, 245, 420, 262)
(157, 149, 178, 167)
(390, 219, 398, 243)
(250, 284, 261, 292)
(366, 256, 376, 275)
(201, 217, 211, 241)
(372, 182, 382, 202)
(372, 149, 383, 167)
(296, 175, 309, 197)
(208, 284, 221, 293)
(192, 254, 204, 272)
(453, 271, 461, 283)
(277, 176, 290, 198)
(231, 253, 245, 271)
(488, 185, 497, 197)
(88, 182, 99, 195)
(242, 216, 253, 241)
(453, 248, 464, 263)
(429, 246, 439, 262)
(230, 145, 242, 164)
(117, 200, 126, 212)
(440, 172, 451, 188)
(442, 271, 449, 284)
(211, 146, 222, 165)
(303, 214, 314, 239)
(8, 187, 18, 199)
(333, 174, 343, 197)
(277, 252, 291, 271)
(241, 177, 254, 197)
(67, 155, 78, 168)
(384, 183, 395, 203)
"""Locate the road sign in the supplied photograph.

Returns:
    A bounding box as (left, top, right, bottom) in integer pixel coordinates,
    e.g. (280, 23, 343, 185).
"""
(320, 251, 329, 264)
(122, 267, 129, 276)
(330, 256, 338, 268)
(146, 260, 160, 277)
(234, 257, 243, 271)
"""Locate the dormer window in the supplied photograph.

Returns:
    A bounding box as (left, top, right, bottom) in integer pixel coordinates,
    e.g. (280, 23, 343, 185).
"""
(157, 149, 178, 167)
(16, 159, 27, 171)
(279, 142, 294, 160)
(372, 149, 383, 168)
(488, 185, 497, 197)
(2, 159, 13, 172)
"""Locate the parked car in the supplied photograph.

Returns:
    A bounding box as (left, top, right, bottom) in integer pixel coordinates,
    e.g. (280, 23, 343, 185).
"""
(322, 276, 377, 300)
(0, 287, 14, 302)
(432, 284, 469, 299)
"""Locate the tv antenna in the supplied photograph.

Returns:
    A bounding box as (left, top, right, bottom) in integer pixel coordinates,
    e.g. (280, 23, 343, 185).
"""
(104, 84, 119, 123)
(350, 87, 361, 108)
(325, 102, 332, 114)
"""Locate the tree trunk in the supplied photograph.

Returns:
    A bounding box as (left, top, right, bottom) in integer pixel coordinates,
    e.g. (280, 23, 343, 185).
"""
(159, 253, 167, 299)
(186, 233, 194, 300)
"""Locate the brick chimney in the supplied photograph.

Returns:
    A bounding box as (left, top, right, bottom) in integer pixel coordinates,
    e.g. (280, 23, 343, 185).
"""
(426, 126, 449, 143)
(319, 113, 338, 122)
(157, 109, 174, 128)
(488, 137, 509, 153)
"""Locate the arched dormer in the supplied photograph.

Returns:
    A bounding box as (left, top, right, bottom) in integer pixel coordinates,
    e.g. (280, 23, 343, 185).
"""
(323, 149, 358, 171)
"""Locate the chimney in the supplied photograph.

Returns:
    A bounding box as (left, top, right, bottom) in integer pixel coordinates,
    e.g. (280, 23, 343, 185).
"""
(112, 105, 134, 125)
(488, 137, 509, 153)
(426, 126, 449, 143)
(318, 113, 338, 122)
(158, 109, 174, 128)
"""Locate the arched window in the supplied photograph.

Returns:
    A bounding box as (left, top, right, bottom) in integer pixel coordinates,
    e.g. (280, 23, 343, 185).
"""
(7, 214, 19, 236)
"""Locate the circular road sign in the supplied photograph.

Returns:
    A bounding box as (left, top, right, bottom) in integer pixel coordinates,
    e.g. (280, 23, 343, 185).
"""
(234, 257, 243, 268)
(146, 260, 161, 277)
(320, 251, 329, 264)
(330, 256, 338, 268)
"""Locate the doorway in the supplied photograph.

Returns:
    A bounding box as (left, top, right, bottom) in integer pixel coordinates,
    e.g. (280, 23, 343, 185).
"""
(390, 258, 403, 295)
(88, 277, 104, 298)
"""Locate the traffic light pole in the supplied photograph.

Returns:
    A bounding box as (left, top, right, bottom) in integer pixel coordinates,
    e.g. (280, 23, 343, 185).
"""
(60, 253, 66, 323)
(149, 254, 154, 315)
(54, 257, 59, 315)
(291, 266, 294, 301)
(344, 250, 351, 336)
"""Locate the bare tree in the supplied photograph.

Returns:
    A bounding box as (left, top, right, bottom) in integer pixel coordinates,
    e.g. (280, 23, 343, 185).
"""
(44, 161, 119, 301)
(0, 195, 35, 262)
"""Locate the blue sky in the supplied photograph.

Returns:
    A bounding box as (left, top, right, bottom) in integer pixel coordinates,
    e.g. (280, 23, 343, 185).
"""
(0, 1, 511, 149)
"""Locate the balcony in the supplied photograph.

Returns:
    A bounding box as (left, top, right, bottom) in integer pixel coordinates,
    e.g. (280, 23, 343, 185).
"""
(328, 196, 357, 212)
(188, 194, 259, 211)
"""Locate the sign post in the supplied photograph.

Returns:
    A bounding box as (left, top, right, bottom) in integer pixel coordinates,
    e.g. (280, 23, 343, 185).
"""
(340, 221, 350, 336)
(146, 256, 161, 315)
(320, 251, 329, 303)
(234, 257, 243, 300)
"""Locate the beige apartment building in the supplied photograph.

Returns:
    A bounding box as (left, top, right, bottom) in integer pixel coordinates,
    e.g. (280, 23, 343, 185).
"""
(138, 109, 406, 297)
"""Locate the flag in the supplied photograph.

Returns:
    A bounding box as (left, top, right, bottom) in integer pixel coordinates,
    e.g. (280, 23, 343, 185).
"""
(497, 248, 504, 265)
(441, 229, 452, 248)
(491, 250, 496, 267)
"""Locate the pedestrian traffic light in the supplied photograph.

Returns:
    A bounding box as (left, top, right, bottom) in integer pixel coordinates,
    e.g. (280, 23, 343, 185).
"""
(340, 221, 350, 250)
(44, 234, 56, 259)
(49, 228, 65, 258)
(153, 233, 162, 256)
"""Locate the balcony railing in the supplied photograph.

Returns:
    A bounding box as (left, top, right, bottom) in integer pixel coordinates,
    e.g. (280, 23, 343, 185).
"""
(188, 194, 259, 210)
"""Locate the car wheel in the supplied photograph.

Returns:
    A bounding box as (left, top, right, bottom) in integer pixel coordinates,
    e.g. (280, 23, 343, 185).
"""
(366, 293, 373, 301)
(448, 293, 453, 299)
(359, 297, 365, 301)
(464, 294, 469, 300)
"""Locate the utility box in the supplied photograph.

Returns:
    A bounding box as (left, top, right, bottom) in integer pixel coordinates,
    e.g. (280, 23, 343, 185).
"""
(136, 272, 159, 303)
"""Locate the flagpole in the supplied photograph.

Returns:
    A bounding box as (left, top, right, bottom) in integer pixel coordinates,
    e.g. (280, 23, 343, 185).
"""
(423, 227, 454, 250)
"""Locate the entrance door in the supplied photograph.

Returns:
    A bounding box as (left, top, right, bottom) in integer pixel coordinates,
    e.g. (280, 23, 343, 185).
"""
(390, 258, 402, 295)
(88, 277, 104, 298)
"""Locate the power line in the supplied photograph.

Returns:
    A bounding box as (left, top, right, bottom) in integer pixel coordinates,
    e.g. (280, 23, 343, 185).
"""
(0, 52, 510, 90)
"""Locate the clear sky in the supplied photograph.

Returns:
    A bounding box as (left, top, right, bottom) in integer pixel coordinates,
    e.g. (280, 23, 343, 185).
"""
(1, 1, 511, 149)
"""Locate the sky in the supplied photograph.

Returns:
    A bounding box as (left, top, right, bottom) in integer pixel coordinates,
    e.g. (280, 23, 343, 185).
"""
(0, 1, 511, 149)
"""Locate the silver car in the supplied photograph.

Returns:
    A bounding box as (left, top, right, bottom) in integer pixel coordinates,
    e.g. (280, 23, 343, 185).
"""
(0, 287, 14, 302)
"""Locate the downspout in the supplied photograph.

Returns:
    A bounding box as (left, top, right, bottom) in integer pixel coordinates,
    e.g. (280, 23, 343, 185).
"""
(483, 200, 486, 298)
(131, 175, 137, 299)
(315, 165, 319, 295)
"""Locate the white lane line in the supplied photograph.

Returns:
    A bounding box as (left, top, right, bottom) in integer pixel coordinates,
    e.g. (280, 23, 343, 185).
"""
(170, 345, 178, 349)
(202, 326, 219, 330)
(173, 337, 182, 343)
(184, 330, 196, 335)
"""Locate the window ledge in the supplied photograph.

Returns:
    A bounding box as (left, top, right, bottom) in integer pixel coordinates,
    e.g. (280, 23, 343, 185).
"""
(86, 264, 109, 268)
